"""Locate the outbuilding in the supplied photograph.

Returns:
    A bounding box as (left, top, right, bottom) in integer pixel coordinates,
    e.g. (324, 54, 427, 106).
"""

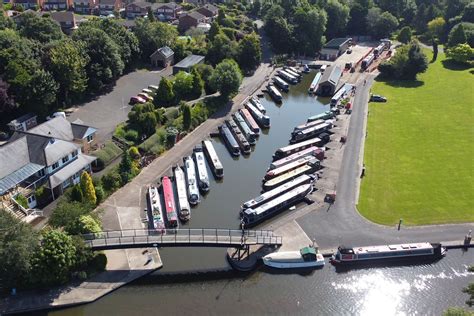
(172, 54, 205, 74)
(316, 65, 342, 97)
(150, 46, 175, 68)
(319, 38, 352, 61)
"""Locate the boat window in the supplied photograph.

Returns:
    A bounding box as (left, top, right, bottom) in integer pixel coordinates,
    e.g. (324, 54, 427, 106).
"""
(401, 245, 409, 249)
(409, 245, 418, 248)
(388, 245, 397, 250)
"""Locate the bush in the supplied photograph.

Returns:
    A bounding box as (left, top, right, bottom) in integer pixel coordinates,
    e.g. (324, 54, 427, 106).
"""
(35, 186, 51, 206)
(138, 127, 167, 155)
(128, 146, 140, 161)
(90, 253, 107, 272)
(49, 200, 92, 228)
(101, 169, 122, 192)
(70, 184, 83, 202)
(94, 185, 105, 204)
(114, 123, 127, 139)
(15, 193, 29, 209)
(124, 129, 139, 142)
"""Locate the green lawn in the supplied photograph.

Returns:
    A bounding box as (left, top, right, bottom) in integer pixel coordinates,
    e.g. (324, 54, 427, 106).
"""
(358, 51, 474, 226)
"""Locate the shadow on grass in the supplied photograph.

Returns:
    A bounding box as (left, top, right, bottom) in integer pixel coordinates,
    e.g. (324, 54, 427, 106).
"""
(374, 77, 425, 88)
(441, 59, 473, 71)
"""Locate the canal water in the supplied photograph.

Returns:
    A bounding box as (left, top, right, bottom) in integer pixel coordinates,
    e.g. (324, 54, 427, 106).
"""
(52, 74, 474, 315)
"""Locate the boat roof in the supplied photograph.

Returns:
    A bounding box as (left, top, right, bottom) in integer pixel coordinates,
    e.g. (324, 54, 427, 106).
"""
(245, 184, 311, 215)
(203, 140, 223, 169)
(264, 164, 313, 186)
(271, 147, 318, 168)
(277, 138, 321, 153)
(352, 242, 434, 254)
(300, 246, 317, 256)
(297, 123, 330, 135)
(269, 156, 314, 176)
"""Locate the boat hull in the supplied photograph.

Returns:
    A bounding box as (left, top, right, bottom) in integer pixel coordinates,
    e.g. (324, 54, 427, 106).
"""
(330, 250, 447, 267)
(263, 258, 325, 269)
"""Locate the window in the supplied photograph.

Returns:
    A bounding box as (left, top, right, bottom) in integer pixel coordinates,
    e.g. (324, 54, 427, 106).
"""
(27, 195, 36, 204)
(62, 178, 71, 189)
(62, 155, 70, 164)
(52, 162, 59, 170)
(72, 150, 78, 158)
(37, 168, 45, 177)
(87, 134, 94, 143)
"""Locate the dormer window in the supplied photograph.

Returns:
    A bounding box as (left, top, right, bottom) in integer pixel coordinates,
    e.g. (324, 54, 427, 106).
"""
(52, 162, 59, 170)
(86, 134, 93, 143)
(62, 155, 70, 164)
(72, 150, 78, 158)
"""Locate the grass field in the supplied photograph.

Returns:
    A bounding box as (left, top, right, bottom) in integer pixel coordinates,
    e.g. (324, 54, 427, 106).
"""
(358, 51, 474, 226)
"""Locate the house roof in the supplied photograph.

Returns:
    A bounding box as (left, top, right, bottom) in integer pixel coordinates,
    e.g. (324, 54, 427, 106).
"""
(0, 136, 31, 180)
(48, 154, 96, 188)
(71, 123, 97, 139)
(27, 116, 74, 141)
(156, 2, 180, 9)
(200, 3, 218, 13)
(150, 46, 174, 59)
(173, 54, 204, 69)
(49, 11, 75, 23)
(99, 0, 116, 5)
(8, 113, 36, 126)
(320, 65, 342, 86)
(183, 11, 205, 21)
(323, 38, 351, 50)
(44, 139, 80, 166)
(128, 1, 154, 9)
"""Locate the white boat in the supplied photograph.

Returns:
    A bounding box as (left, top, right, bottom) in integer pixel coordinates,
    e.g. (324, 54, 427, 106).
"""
(147, 186, 166, 233)
(250, 96, 266, 114)
(183, 156, 200, 205)
(174, 166, 191, 221)
(263, 246, 325, 269)
(193, 146, 210, 192)
(270, 146, 324, 170)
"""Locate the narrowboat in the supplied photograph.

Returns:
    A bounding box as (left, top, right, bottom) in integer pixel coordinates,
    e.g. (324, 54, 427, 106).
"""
(290, 122, 332, 143)
(264, 155, 316, 180)
(273, 76, 289, 92)
(330, 242, 447, 267)
(293, 119, 325, 132)
(183, 156, 200, 205)
(233, 112, 257, 145)
(245, 102, 271, 128)
(286, 66, 302, 75)
(240, 108, 261, 135)
(284, 68, 301, 80)
(173, 166, 191, 221)
(226, 119, 251, 155)
(273, 138, 322, 160)
(307, 110, 335, 122)
(161, 176, 178, 228)
(263, 246, 325, 269)
(193, 146, 210, 193)
(219, 124, 240, 157)
(270, 146, 324, 170)
(262, 159, 320, 191)
(249, 96, 266, 114)
(202, 140, 223, 179)
(242, 184, 313, 226)
(266, 84, 283, 103)
(147, 186, 166, 233)
(242, 174, 314, 210)
(277, 70, 298, 84)
(308, 72, 322, 94)
(331, 83, 353, 106)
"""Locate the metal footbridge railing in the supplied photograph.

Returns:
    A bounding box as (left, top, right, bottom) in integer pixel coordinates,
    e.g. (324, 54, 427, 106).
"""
(83, 228, 283, 250)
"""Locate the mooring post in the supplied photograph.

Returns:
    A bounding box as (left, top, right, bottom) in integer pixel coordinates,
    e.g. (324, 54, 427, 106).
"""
(398, 218, 403, 231)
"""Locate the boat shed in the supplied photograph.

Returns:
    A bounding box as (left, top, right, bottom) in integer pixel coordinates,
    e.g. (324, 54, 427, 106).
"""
(319, 38, 352, 61)
(150, 46, 174, 68)
(316, 66, 342, 97)
(172, 54, 205, 74)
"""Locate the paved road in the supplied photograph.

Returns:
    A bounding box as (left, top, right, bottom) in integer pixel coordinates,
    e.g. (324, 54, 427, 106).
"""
(68, 68, 171, 143)
(296, 75, 472, 249)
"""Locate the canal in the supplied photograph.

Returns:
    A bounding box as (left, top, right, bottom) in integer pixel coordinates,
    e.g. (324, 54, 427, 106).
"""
(52, 73, 474, 315)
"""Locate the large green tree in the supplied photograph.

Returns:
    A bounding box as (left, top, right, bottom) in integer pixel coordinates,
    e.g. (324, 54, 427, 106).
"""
(66, 215, 101, 235)
(324, 0, 350, 39)
(173, 71, 194, 101)
(446, 43, 474, 64)
(237, 33, 262, 74)
(366, 8, 399, 39)
(206, 33, 237, 66)
(80, 171, 97, 205)
(263, 5, 293, 54)
(448, 23, 467, 47)
(293, 7, 327, 55)
(44, 39, 89, 105)
(397, 26, 412, 44)
(31, 230, 77, 286)
(155, 77, 174, 107)
(181, 103, 192, 131)
(72, 26, 124, 92)
(50, 200, 92, 228)
(209, 59, 242, 99)
(0, 211, 38, 289)
(133, 18, 178, 60)
(17, 12, 64, 43)
(347, 2, 369, 35)
(190, 67, 204, 98)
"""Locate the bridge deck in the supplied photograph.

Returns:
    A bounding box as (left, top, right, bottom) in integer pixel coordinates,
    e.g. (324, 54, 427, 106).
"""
(83, 228, 283, 250)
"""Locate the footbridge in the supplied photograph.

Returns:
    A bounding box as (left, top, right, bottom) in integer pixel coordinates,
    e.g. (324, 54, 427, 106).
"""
(83, 228, 283, 251)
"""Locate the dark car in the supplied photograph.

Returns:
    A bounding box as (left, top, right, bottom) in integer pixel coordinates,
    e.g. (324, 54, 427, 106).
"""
(370, 94, 387, 102)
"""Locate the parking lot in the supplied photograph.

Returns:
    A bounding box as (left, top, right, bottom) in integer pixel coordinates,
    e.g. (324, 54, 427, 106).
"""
(68, 68, 171, 143)
(333, 43, 374, 68)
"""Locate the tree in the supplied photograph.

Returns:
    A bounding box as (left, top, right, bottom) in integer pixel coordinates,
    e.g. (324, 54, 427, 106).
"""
(49, 200, 91, 228)
(119, 151, 133, 184)
(182, 103, 192, 131)
(133, 18, 177, 60)
(208, 21, 220, 41)
(154, 77, 174, 106)
(128, 146, 140, 161)
(193, 63, 215, 94)
(0, 211, 38, 289)
(462, 3, 474, 23)
(432, 38, 439, 61)
(190, 67, 204, 98)
(206, 33, 237, 66)
(405, 41, 428, 79)
(44, 39, 89, 105)
(17, 12, 64, 43)
(251, 0, 261, 16)
(366, 8, 399, 39)
(147, 7, 155, 22)
(66, 215, 101, 235)
(217, 9, 225, 25)
(237, 33, 262, 74)
(293, 7, 327, 56)
(347, 2, 368, 35)
(397, 26, 412, 44)
(443, 308, 473, 316)
(0, 12, 15, 30)
(101, 170, 122, 192)
(23, 69, 58, 116)
(446, 43, 474, 64)
(70, 184, 83, 202)
(128, 102, 157, 136)
(173, 71, 194, 101)
(427, 17, 446, 40)
(264, 5, 293, 54)
(31, 230, 76, 285)
(448, 23, 467, 47)
(209, 59, 242, 98)
(72, 26, 124, 92)
(324, 0, 350, 39)
(378, 42, 428, 80)
(80, 171, 97, 205)
(0, 78, 15, 113)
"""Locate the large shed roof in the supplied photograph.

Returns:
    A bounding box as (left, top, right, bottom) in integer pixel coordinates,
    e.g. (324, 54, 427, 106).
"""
(173, 54, 205, 69)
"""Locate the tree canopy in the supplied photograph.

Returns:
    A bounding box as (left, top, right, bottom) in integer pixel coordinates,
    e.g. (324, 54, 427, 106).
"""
(210, 59, 242, 98)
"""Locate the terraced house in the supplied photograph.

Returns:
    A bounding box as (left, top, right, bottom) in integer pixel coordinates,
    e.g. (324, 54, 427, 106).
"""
(0, 117, 97, 221)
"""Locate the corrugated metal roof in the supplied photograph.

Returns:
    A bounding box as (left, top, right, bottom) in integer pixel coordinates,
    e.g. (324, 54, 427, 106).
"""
(174, 54, 205, 69)
(0, 136, 31, 179)
(0, 163, 44, 193)
(48, 154, 96, 189)
(320, 66, 342, 86)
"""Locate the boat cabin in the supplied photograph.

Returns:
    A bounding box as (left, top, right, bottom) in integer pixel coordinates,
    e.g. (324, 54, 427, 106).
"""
(300, 246, 317, 262)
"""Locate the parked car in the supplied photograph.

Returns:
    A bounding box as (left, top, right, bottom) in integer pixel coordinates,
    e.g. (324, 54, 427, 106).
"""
(142, 88, 154, 94)
(129, 96, 146, 105)
(370, 94, 387, 102)
(138, 92, 153, 101)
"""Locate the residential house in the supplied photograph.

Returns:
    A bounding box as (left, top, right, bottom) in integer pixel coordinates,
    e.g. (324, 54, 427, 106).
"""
(43, 0, 69, 11)
(155, 2, 181, 21)
(178, 11, 205, 32)
(125, 1, 151, 19)
(11, 0, 40, 9)
(7, 113, 38, 132)
(172, 54, 204, 74)
(99, 0, 120, 16)
(73, 0, 94, 14)
(150, 46, 174, 67)
(196, 3, 218, 19)
(49, 11, 77, 34)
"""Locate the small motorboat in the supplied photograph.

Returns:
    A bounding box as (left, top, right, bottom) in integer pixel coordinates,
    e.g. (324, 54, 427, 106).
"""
(262, 246, 325, 269)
